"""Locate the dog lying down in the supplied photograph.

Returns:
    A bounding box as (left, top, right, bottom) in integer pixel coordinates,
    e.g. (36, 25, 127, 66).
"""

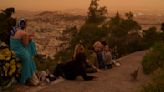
(54, 54, 97, 81)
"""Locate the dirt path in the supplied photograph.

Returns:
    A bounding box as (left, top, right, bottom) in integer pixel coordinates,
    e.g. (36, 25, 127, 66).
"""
(36, 51, 150, 92)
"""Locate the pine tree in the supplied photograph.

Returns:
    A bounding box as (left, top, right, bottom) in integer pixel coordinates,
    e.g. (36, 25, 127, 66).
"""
(87, 0, 107, 23)
(125, 11, 133, 20)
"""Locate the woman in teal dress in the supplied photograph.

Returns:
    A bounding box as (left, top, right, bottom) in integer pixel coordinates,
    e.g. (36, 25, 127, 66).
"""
(10, 19, 38, 84)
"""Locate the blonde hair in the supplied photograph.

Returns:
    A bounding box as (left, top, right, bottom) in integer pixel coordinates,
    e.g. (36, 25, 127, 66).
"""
(73, 44, 85, 58)
(93, 41, 103, 52)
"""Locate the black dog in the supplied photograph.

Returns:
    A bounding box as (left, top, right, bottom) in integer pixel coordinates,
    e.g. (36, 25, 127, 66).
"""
(54, 53, 95, 81)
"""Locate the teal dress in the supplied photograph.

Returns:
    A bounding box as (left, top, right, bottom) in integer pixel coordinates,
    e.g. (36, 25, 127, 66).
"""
(10, 38, 37, 84)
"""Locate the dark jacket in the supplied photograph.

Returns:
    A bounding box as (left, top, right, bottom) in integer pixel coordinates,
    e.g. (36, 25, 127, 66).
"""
(54, 53, 94, 80)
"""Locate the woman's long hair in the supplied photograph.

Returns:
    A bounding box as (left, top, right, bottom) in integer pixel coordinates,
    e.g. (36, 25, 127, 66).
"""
(73, 44, 85, 59)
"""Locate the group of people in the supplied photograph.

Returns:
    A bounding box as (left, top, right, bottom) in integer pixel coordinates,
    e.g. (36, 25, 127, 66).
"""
(54, 43, 96, 80)
(92, 41, 113, 69)
(54, 41, 115, 81)
(9, 18, 118, 86)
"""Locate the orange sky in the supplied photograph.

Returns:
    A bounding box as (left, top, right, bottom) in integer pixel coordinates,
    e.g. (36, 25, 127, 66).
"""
(0, 0, 164, 11)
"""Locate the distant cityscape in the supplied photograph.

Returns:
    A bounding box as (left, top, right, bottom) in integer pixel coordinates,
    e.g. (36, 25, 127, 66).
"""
(14, 10, 164, 58)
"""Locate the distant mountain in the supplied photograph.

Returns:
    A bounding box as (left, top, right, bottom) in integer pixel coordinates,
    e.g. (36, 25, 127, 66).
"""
(37, 11, 61, 16)
(34, 11, 85, 23)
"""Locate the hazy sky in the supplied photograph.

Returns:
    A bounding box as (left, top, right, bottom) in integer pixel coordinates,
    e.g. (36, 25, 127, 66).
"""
(0, 0, 164, 11)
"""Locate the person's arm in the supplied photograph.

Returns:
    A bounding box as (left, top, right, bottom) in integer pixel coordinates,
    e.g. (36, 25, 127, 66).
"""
(28, 32, 35, 41)
(21, 32, 29, 46)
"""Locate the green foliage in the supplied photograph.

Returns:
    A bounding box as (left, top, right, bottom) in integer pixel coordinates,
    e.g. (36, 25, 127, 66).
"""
(87, 0, 107, 23)
(0, 7, 16, 46)
(108, 12, 141, 36)
(34, 55, 57, 72)
(141, 68, 164, 92)
(125, 11, 133, 20)
(143, 27, 162, 49)
(54, 1, 151, 62)
(71, 23, 108, 48)
(55, 11, 144, 61)
(62, 26, 78, 36)
(54, 47, 74, 62)
(142, 52, 161, 75)
(55, 23, 109, 62)
(141, 42, 164, 92)
(141, 26, 164, 92)
(105, 12, 142, 57)
(142, 42, 164, 74)
(142, 83, 164, 92)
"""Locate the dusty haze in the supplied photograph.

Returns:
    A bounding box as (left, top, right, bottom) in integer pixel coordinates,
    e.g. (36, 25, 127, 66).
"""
(1, 0, 164, 11)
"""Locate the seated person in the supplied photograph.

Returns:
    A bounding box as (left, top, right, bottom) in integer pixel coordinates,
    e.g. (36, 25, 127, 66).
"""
(10, 18, 39, 85)
(88, 47, 101, 72)
(93, 41, 105, 69)
(54, 53, 96, 81)
(74, 43, 98, 72)
(103, 45, 113, 69)
(54, 44, 96, 81)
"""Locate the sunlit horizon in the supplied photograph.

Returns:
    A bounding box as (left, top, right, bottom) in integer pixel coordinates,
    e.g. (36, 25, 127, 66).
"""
(1, 0, 164, 12)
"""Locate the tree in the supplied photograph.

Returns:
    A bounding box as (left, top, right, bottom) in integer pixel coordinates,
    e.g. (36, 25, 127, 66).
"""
(104, 11, 142, 57)
(110, 12, 122, 25)
(0, 7, 16, 46)
(143, 27, 160, 48)
(125, 11, 133, 20)
(87, 0, 107, 23)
